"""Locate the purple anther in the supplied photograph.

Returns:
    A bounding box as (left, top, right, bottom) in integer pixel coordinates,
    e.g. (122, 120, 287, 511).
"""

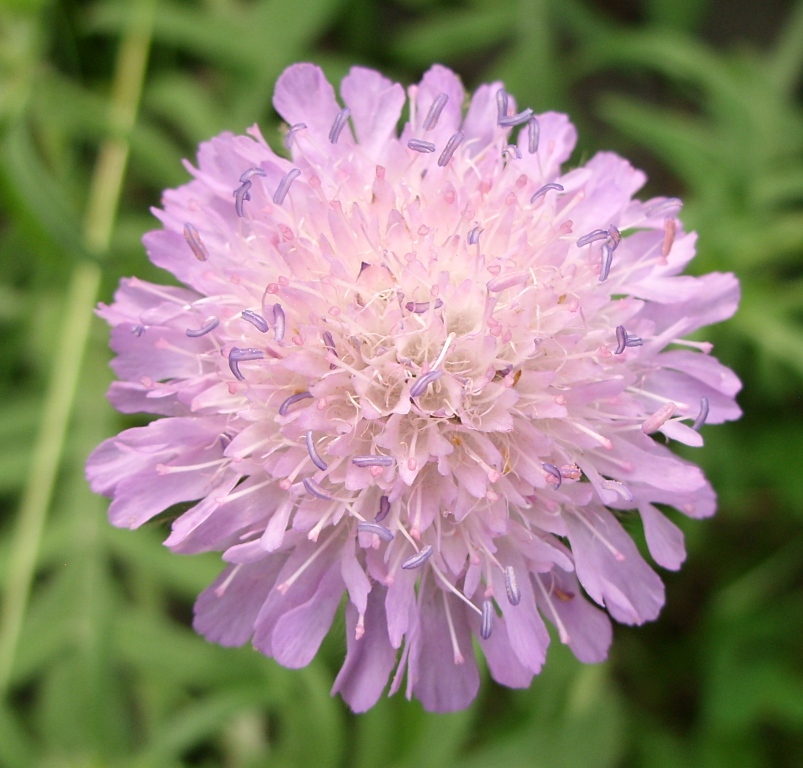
(487, 271, 529, 293)
(410, 369, 445, 398)
(376, 495, 391, 522)
(543, 462, 562, 488)
(496, 88, 509, 124)
(322, 331, 337, 355)
(328, 107, 351, 144)
(302, 477, 332, 501)
(504, 566, 521, 606)
(239, 167, 267, 183)
(527, 115, 540, 154)
(692, 396, 709, 431)
(183, 223, 209, 261)
(498, 108, 533, 127)
(614, 325, 643, 354)
(357, 522, 394, 542)
(278, 391, 313, 416)
(241, 310, 268, 333)
(272, 303, 285, 342)
(599, 243, 613, 282)
(423, 93, 449, 131)
(228, 347, 264, 380)
(233, 180, 252, 218)
(186, 317, 220, 337)
(401, 544, 433, 570)
(530, 183, 564, 204)
(405, 299, 443, 314)
(305, 430, 328, 471)
(352, 455, 394, 468)
(607, 225, 622, 249)
(481, 599, 494, 640)
(468, 226, 482, 245)
(502, 144, 522, 160)
(576, 229, 608, 247)
(438, 131, 464, 166)
(285, 122, 307, 149)
(273, 168, 301, 205)
(131, 324, 145, 336)
(407, 138, 436, 153)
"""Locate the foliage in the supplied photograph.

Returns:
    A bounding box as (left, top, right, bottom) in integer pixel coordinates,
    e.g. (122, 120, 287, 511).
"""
(0, 0, 801, 765)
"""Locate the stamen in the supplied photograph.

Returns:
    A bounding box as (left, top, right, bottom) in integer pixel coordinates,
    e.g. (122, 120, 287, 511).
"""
(272, 303, 285, 342)
(504, 565, 521, 606)
(302, 477, 332, 501)
(527, 115, 540, 154)
(239, 167, 266, 183)
(357, 522, 394, 542)
(273, 168, 301, 205)
(423, 93, 449, 130)
(322, 331, 337, 355)
(278, 391, 313, 416)
(543, 462, 562, 488)
(614, 325, 642, 355)
(467, 226, 482, 245)
(480, 599, 494, 640)
(498, 108, 533, 127)
(530, 183, 564, 204)
(599, 243, 613, 282)
(233, 180, 252, 217)
(692, 396, 709, 431)
(487, 271, 528, 292)
(228, 347, 264, 381)
(646, 197, 683, 217)
(305, 430, 328, 471)
(131, 324, 145, 336)
(376, 495, 391, 522)
(352, 455, 394, 468)
(410, 369, 444, 398)
(607, 225, 622, 249)
(328, 107, 351, 144)
(285, 122, 307, 149)
(186, 317, 219, 337)
(601, 480, 634, 503)
(438, 131, 464, 167)
(502, 144, 522, 160)
(405, 299, 443, 314)
(662, 217, 676, 258)
(401, 544, 433, 570)
(642, 401, 677, 434)
(241, 310, 268, 333)
(183, 223, 209, 261)
(576, 229, 608, 247)
(407, 138, 436, 153)
(496, 88, 509, 123)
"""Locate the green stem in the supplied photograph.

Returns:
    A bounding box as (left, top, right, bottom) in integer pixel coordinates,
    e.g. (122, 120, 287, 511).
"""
(0, 0, 156, 698)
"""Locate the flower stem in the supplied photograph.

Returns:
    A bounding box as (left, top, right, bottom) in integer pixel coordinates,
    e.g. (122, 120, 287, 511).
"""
(0, 0, 156, 698)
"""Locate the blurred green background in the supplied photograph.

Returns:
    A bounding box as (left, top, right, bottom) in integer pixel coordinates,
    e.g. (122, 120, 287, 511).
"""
(1, 0, 802, 765)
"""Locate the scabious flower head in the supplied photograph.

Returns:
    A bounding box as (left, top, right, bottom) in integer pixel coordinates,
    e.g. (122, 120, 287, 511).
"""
(87, 63, 741, 712)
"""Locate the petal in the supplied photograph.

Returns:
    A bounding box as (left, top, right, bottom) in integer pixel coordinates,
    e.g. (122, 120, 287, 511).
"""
(639, 503, 686, 570)
(340, 67, 405, 157)
(332, 585, 398, 712)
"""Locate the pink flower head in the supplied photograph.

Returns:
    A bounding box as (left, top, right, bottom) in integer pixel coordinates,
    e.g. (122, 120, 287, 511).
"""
(87, 64, 741, 712)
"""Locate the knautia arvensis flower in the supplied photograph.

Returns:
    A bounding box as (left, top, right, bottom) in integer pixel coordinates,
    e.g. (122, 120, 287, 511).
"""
(87, 63, 741, 712)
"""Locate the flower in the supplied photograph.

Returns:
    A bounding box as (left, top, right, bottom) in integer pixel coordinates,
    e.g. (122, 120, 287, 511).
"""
(86, 63, 741, 712)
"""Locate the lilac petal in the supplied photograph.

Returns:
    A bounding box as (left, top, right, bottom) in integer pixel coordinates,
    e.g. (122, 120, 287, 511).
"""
(406, 584, 480, 712)
(341, 67, 406, 156)
(193, 559, 286, 646)
(332, 585, 397, 712)
(533, 569, 613, 663)
(639, 502, 686, 570)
